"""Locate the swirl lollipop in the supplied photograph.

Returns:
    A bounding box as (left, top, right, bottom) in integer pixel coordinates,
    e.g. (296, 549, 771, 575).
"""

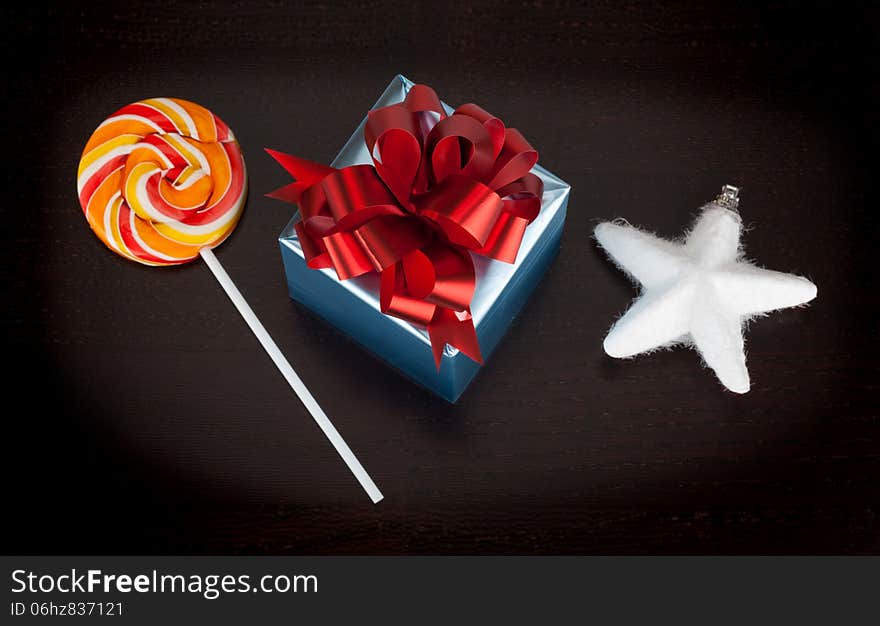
(77, 98, 382, 502)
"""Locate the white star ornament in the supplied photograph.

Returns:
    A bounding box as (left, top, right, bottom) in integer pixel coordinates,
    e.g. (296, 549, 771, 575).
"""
(594, 186, 817, 394)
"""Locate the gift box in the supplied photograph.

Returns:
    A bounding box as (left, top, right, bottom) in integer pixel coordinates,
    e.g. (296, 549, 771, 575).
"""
(277, 75, 570, 402)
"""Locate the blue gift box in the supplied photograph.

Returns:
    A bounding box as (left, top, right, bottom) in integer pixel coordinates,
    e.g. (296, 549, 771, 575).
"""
(278, 75, 570, 402)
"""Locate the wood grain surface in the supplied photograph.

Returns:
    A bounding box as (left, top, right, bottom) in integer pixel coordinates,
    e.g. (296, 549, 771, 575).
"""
(3, 1, 878, 554)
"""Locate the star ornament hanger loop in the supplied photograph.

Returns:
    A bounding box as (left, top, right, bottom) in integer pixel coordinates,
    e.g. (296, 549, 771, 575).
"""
(594, 185, 817, 394)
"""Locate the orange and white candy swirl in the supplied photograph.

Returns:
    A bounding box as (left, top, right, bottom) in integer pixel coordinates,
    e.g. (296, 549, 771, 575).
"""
(77, 98, 247, 266)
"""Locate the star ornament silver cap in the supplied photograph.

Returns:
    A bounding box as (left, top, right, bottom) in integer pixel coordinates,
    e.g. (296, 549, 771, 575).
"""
(715, 184, 740, 211)
(594, 186, 818, 394)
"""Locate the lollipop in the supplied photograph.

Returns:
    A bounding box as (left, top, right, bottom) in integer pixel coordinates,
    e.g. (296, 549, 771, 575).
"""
(77, 98, 382, 503)
(77, 97, 245, 265)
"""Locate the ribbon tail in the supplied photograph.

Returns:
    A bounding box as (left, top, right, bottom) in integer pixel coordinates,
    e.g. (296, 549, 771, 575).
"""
(266, 181, 307, 203)
(265, 149, 337, 202)
(265, 148, 336, 179)
(428, 308, 483, 369)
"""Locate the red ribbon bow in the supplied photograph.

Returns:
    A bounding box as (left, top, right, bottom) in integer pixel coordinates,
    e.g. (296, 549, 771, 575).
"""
(267, 84, 543, 368)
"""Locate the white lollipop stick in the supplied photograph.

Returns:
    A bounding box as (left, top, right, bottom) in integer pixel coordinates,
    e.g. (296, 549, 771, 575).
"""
(199, 247, 383, 503)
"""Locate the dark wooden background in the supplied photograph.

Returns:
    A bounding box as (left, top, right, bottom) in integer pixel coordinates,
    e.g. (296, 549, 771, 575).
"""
(4, 1, 878, 554)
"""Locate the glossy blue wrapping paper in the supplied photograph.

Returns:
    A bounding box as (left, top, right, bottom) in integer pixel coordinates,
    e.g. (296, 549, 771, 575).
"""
(279, 75, 570, 402)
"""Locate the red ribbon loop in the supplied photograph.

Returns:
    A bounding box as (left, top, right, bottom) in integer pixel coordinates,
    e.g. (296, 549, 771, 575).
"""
(321, 165, 402, 230)
(268, 83, 544, 368)
(415, 175, 503, 249)
(426, 115, 495, 184)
